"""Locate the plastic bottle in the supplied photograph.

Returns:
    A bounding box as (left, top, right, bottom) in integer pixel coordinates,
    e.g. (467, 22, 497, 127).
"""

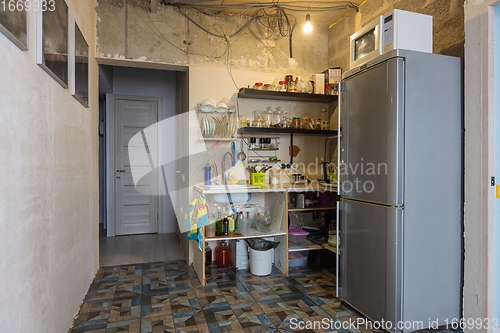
(204, 164, 211, 185)
(216, 240, 231, 267)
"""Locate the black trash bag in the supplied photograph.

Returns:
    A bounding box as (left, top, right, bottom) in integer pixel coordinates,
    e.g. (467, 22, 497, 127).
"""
(245, 239, 280, 251)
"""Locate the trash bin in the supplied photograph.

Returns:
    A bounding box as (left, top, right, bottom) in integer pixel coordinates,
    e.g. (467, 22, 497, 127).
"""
(246, 239, 280, 276)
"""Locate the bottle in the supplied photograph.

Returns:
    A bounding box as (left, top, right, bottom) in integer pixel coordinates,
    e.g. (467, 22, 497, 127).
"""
(222, 216, 229, 236)
(204, 164, 211, 185)
(216, 240, 231, 267)
(205, 242, 212, 267)
(215, 206, 223, 236)
(228, 215, 235, 233)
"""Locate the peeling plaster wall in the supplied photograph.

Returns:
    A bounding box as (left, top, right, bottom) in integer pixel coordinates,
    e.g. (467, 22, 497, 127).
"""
(328, 0, 464, 70)
(0, 0, 99, 332)
(96, 0, 329, 76)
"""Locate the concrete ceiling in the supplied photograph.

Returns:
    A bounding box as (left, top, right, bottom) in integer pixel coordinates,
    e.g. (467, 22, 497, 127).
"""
(157, 0, 360, 27)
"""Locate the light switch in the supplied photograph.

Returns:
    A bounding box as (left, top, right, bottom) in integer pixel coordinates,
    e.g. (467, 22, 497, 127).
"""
(496, 185, 500, 198)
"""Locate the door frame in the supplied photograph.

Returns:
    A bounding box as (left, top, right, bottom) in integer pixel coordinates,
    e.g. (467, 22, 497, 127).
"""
(471, 0, 498, 328)
(106, 94, 163, 237)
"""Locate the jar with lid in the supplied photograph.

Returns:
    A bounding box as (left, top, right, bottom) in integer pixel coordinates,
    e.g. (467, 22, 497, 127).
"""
(259, 138, 266, 148)
(252, 110, 264, 127)
(292, 117, 301, 129)
(264, 84, 271, 91)
(320, 108, 329, 130)
(205, 242, 212, 267)
(264, 137, 272, 149)
(287, 80, 296, 93)
(285, 75, 294, 84)
(215, 240, 231, 267)
(264, 106, 273, 128)
(273, 107, 283, 127)
(250, 137, 259, 149)
(253, 82, 264, 90)
(279, 81, 287, 92)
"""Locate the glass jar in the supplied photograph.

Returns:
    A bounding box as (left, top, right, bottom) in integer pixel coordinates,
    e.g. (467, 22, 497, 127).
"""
(215, 240, 231, 267)
(320, 108, 329, 130)
(252, 110, 264, 127)
(264, 84, 270, 91)
(296, 76, 307, 93)
(205, 242, 212, 267)
(264, 107, 273, 127)
(292, 117, 301, 129)
(253, 82, 264, 90)
(287, 81, 296, 93)
(250, 137, 259, 149)
(285, 75, 293, 84)
(273, 107, 283, 127)
(279, 81, 287, 92)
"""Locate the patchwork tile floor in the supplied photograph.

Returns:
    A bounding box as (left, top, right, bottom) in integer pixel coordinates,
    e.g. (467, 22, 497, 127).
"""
(68, 261, 463, 333)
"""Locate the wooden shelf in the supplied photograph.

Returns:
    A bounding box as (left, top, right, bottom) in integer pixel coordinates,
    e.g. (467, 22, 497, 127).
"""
(239, 127, 338, 136)
(322, 244, 338, 254)
(288, 205, 337, 212)
(238, 88, 338, 103)
(288, 239, 322, 252)
(206, 230, 286, 241)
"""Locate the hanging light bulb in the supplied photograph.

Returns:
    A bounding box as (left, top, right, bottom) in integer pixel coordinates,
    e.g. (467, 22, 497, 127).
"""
(303, 14, 312, 33)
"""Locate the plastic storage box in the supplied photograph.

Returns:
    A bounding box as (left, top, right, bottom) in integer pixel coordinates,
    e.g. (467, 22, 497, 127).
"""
(288, 227, 309, 244)
(288, 250, 308, 267)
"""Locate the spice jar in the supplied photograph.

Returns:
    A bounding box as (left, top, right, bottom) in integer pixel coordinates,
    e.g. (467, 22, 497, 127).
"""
(250, 137, 259, 149)
(264, 84, 270, 91)
(292, 117, 301, 129)
(253, 82, 264, 90)
(205, 242, 212, 267)
(259, 138, 266, 148)
(215, 240, 231, 267)
(279, 81, 287, 92)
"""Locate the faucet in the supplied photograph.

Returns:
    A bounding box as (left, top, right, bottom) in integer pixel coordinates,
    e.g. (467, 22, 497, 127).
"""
(222, 151, 234, 185)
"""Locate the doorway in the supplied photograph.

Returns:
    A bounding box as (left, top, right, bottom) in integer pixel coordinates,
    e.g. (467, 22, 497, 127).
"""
(97, 63, 189, 266)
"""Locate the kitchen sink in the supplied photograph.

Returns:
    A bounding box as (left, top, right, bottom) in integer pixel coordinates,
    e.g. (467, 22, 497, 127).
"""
(207, 184, 260, 190)
(206, 184, 259, 203)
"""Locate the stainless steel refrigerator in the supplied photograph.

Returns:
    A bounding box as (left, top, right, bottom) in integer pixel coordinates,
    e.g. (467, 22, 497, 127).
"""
(337, 49, 462, 332)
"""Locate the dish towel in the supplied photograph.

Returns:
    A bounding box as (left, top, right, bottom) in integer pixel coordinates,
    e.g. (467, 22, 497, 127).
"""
(186, 195, 209, 251)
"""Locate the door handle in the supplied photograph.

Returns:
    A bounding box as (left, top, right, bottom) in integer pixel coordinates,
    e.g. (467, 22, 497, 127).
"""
(116, 169, 126, 173)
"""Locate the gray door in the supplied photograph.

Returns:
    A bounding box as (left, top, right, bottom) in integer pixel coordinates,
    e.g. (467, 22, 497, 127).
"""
(340, 199, 402, 327)
(114, 98, 159, 235)
(341, 58, 405, 205)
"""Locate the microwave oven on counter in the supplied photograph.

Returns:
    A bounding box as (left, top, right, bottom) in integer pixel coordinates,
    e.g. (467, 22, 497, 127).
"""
(349, 9, 433, 69)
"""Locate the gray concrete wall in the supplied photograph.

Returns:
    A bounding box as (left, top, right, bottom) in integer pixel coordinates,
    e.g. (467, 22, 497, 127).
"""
(96, 0, 329, 76)
(328, 0, 464, 70)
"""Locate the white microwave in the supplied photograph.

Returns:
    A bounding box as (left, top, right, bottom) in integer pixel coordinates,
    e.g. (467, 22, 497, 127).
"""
(349, 9, 433, 69)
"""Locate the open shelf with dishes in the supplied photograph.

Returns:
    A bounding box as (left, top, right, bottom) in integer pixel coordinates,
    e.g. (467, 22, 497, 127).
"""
(238, 127, 338, 136)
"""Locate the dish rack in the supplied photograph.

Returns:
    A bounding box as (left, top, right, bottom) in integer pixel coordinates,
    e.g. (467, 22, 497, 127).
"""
(198, 112, 237, 140)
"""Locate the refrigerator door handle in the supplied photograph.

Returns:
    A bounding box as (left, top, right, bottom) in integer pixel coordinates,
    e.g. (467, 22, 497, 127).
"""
(336, 200, 341, 297)
(338, 82, 344, 196)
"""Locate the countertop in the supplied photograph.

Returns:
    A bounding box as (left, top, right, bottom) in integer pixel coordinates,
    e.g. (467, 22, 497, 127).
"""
(194, 181, 337, 194)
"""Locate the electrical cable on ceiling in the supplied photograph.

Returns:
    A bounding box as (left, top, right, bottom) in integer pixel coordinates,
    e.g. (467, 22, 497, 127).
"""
(133, 0, 358, 88)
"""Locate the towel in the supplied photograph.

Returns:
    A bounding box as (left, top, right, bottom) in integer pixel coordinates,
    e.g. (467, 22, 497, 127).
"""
(186, 195, 210, 251)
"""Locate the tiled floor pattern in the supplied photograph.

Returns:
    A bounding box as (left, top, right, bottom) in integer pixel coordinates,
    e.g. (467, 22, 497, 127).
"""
(99, 233, 184, 267)
(69, 261, 463, 333)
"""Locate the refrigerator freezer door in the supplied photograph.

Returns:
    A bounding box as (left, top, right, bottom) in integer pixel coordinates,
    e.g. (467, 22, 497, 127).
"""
(341, 57, 404, 205)
(340, 199, 402, 328)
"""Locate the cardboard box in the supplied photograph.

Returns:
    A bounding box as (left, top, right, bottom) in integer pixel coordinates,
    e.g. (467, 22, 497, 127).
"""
(323, 68, 342, 84)
(310, 73, 325, 94)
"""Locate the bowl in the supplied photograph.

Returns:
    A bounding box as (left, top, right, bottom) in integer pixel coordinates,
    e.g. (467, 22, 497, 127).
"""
(254, 216, 279, 233)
